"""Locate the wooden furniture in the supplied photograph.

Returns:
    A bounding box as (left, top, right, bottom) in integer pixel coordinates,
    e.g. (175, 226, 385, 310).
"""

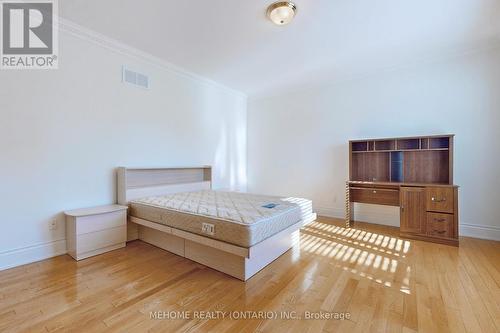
(117, 167, 316, 281)
(346, 135, 459, 246)
(65, 205, 128, 260)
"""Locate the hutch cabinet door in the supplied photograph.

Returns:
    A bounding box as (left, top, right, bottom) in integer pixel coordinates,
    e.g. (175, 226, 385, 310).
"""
(400, 187, 425, 234)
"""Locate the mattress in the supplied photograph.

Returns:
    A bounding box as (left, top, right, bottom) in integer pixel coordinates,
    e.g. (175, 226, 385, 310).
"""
(129, 190, 312, 247)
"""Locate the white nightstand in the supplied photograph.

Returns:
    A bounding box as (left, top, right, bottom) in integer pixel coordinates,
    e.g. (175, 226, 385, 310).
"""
(65, 204, 128, 260)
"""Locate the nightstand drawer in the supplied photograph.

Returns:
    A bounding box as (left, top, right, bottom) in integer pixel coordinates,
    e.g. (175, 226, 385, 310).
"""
(76, 210, 126, 235)
(350, 187, 399, 206)
(426, 213, 454, 238)
(426, 187, 454, 213)
(77, 226, 126, 254)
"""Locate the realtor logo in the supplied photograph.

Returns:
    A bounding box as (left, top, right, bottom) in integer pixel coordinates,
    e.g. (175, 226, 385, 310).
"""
(1, 0, 58, 69)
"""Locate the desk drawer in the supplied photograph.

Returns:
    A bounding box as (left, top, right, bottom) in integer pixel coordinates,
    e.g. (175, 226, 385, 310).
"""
(350, 187, 399, 206)
(426, 213, 454, 238)
(426, 187, 454, 213)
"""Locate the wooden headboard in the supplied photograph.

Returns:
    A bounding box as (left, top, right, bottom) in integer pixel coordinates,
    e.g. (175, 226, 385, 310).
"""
(117, 166, 212, 205)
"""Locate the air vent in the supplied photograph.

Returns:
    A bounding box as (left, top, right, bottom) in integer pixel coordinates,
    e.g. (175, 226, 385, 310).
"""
(122, 66, 150, 89)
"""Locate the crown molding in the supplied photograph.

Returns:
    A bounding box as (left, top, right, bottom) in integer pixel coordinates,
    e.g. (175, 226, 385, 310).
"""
(250, 35, 500, 101)
(57, 17, 246, 100)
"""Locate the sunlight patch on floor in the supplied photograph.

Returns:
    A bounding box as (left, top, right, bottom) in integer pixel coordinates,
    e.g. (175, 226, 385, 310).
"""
(299, 220, 412, 294)
(302, 221, 411, 257)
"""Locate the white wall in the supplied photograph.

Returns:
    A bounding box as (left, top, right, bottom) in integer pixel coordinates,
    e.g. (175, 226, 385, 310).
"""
(248, 45, 500, 240)
(0, 26, 247, 269)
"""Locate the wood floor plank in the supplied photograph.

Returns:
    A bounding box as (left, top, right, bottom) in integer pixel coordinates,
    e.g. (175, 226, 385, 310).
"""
(0, 217, 498, 333)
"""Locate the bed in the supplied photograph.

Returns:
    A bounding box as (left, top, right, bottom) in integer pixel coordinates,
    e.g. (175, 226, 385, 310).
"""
(117, 167, 316, 281)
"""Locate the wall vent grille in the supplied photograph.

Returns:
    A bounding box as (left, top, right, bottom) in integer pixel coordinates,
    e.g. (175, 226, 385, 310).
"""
(122, 66, 150, 89)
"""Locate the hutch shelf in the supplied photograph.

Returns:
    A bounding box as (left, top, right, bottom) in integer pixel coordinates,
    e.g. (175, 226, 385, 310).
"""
(346, 134, 459, 246)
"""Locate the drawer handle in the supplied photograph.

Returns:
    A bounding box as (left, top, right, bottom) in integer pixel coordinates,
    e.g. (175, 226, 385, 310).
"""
(433, 230, 446, 234)
(372, 190, 377, 194)
(434, 218, 446, 222)
(431, 197, 446, 203)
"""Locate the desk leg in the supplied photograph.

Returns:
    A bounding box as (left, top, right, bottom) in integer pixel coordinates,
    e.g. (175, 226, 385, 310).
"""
(345, 182, 353, 228)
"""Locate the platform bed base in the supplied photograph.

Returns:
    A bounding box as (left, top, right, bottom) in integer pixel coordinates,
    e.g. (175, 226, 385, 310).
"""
(129, 216, 307, 281)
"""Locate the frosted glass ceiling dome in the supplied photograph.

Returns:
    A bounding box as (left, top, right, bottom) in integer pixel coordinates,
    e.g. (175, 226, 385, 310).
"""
(267, 2, 297, 26)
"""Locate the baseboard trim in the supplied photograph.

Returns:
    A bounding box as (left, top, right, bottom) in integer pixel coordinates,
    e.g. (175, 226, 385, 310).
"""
(314, 204, 400, 227)
(314, 205, 344, 219)
(0, 218, 497, 273)
(0, 239, 67, 271)
(315, 205, 500, 241)
(459, 224, 500, 241)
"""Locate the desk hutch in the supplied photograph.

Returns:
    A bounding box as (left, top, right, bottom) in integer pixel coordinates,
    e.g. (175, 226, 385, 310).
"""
(346, 134, 459, 246)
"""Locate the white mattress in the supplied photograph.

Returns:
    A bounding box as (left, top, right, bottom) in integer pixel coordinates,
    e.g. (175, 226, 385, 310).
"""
(129, 190, 313, 247)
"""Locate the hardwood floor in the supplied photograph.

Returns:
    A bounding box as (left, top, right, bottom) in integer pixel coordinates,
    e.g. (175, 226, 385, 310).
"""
(0, 216, 499, 333)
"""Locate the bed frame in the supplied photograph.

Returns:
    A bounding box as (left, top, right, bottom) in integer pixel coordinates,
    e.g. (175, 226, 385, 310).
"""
(117, 167, 316, 281)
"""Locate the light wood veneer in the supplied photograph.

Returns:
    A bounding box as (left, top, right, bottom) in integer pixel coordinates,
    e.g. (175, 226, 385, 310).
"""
(0, 217, 498, 332)
(117, 166, 316, 281)
(65, 205, 128, 260)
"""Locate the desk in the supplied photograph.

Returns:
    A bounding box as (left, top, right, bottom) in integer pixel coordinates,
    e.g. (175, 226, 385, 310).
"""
(346, 181, 459, 246)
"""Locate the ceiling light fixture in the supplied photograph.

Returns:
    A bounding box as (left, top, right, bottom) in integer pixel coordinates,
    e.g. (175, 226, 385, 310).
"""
(267, 1, 297, 26)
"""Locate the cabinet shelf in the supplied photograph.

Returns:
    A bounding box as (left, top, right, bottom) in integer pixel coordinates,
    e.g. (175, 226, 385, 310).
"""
(349, 135, 453, 184)
(352, 148, 449, 153)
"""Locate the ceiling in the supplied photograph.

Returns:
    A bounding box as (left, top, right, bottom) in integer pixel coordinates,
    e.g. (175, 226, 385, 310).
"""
(60, 0, 500, 97)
